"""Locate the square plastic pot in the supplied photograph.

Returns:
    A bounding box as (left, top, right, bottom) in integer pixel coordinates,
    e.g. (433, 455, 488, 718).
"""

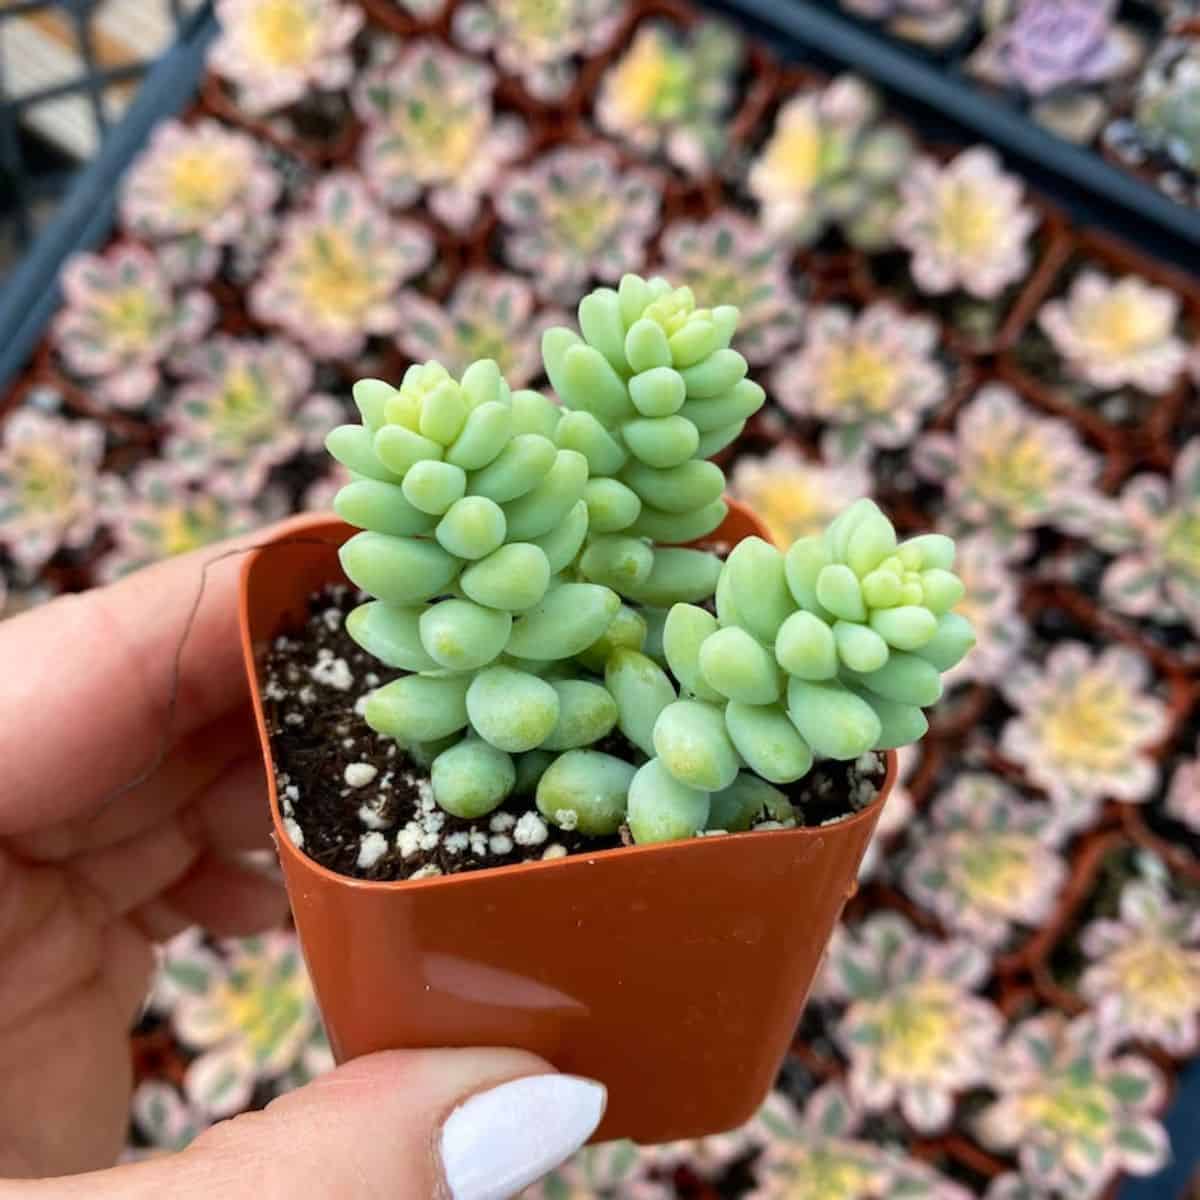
(239, 503, 894, 1143)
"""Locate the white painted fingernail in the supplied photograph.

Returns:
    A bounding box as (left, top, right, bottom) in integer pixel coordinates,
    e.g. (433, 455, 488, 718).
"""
(440, 1075, 606, 1200)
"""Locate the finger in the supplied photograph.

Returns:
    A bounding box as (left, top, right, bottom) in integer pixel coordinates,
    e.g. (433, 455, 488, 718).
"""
(184, 754, 275, 859)
(0, 517, 319, 836)
(14, 1050, 607, 1200)
(159, 856, 286, 938)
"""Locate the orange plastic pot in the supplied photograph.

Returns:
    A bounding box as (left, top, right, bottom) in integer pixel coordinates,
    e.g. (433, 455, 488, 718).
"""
(239, 503, 894, 1143)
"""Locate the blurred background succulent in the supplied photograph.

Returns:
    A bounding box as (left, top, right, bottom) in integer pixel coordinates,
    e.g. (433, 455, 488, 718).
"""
(942, 532, 1027, 686)
(974, 1013, 1168, 1197)
(893, 147, 1038, 300)
(51, 244, 215, 410)
(163, 335, 342, 499)
(95, 461, 265, 581)
(119, 119, 281, 276)
(497, 147, 662, 304)
(655, 212, 805, 366)
(596, 20, 743, 176)
(969, 0, 1144, 142)
(0, 409, 104, 576)
(250, 173, 432, 358)
(1078, 877, 1200, 1056)
(1038, 270, 1187, 395)
(748, 76, 914, 250)
(772, 301, 947, 459)
(902, 773, 1067, 950)
(353, 41, 526, 231)
(1167, 737, 1200, 834)
(914, 384, 1102, 552)
(209, 0, 364, 114)
(1083, 439, 1200, 635)
(396, 273, 566, 389)
(819, 913, 1003, 1132)
(839, 0, 978, 50)
(453, 0, 627, 102)
(1117, 35, 1200, 183)
(1000, 643, 1171, 831)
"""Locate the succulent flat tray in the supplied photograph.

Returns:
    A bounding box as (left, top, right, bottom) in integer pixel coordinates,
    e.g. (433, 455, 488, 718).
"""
(1, 0, 1199, 1196)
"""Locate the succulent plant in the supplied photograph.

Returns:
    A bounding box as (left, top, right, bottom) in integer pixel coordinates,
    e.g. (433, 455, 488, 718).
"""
(945, 532, 1027, 686)
(748, 76, 914, 251)
(654, 499, 972, 811)
(329, 275, 969, 846)
(1167, 737, 1200, 835)
(1126, 36, 1200, 176)
(840, 0, 976, 50)
(893, 148, 1038, 300)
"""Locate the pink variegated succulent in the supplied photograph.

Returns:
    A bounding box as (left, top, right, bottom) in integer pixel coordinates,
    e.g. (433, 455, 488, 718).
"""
(1038, 271, 1187, 395)
(903, 773, 1067, 950)
(893, 148, 1038, 300)
(52, 244, 214, 409)
(353, 41, 525, 231)
(152, 929, 325, 1119)
(945, 531, 1027, 686)
(1083, 439, 1200, 634)
(1079, 878, 1200, 1056)
(496, 147, 661, 304)
(1000, 642, 1170, 831)
(453, 0, 625, 103)
(729, 446, 873, 550)
(95, 461, 264, 581)
(395, 272, 565, 388)
(130, 1081, 203, 1153)
(774, 301, 947, 458)
(914, 384, 1102, 551)
(209, 0, 363, 114)
(1167, 738, 1200, 834)
(859, 742, 916, 881)
(0, 410, 105, 574)
(120, 118, 279, 254)
(596, 20, 742, 175)
(820, 913, 1003, 1132)
(164, 335, 341, 498)
(656, 212, 804, 365)
(525, 1139, 672, 1199)
(975, 1013, 1169, 1197)
(251, 173, 432, 359)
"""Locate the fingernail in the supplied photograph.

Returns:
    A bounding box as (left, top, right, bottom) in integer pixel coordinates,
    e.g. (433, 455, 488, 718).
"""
(440, 1074, 606, 1200)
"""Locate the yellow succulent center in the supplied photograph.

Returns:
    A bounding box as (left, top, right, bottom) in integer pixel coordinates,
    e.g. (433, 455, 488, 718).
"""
(166, 148, 241, 221)
(1040, 671, 1131, 771)
(609, 34, 688, 123)
(1022, 1077, 1115, 1141)
(824, 342, 897, 415)
(789, 1149, 876, 1199)
(763, 112, 824, 194)
(744, 474, 831, 546)
(500, 0, 570, 41)
(1162, 506, 1200, 580)
(973, 432, 1056, 513)
(1079, 290, 1165, 358)
(1107, 936, 1199, 1020)
(399, 100, 485, 181)
(216, 968, 308, 1064)
(873, 981, 961, 1080)
(249, 0, 321, 69)
(643, 288, 699, 337)
(158, 503, 221, 557)
(936, 182, 1000, 259)
(956, 833, 1038, 911)
(554, 195, 617, 252)
(101, 286, 160, 348)
(16, 446, 76, 513)
(296, 229, 377, 323)
(215, 364, 275, 441)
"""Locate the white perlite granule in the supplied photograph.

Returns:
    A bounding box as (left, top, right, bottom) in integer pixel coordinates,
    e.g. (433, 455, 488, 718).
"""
(343, 762, 378, 788)
(554, 808, 579, 831)
(283, 818, 304, 849)
(542, 844, 567, 860)
(358, 803, 390, 830)
(409, 864, 443, 880)
(353, 694, 370, 717)
(489, 834, 514, 856)
(444, 832, 470, 854)
(310, 650, 353, 691)
(513, 812, 548, 847)
(489, 812, 517, 833)
(322, 608, 343, 632)
(396, 823, 423, 858)
(357, 832, 388, 870)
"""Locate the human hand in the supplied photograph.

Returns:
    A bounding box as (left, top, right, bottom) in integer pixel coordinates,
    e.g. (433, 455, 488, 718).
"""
(0, 527, 604, 1196)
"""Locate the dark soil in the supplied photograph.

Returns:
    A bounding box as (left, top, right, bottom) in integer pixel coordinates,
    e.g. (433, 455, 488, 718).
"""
(263, 583, 886, 883)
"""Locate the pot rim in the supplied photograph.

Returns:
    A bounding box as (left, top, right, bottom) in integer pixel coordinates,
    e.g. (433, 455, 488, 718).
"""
(240, 508, 898, 895)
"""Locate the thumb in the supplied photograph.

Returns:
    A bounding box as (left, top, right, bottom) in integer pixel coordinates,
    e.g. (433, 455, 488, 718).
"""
(16, 1049, 606, 1200)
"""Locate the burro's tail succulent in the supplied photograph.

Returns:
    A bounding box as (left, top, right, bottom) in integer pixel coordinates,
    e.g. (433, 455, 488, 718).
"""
(324, 280, 972, 855)
(636, 498, 974, 842)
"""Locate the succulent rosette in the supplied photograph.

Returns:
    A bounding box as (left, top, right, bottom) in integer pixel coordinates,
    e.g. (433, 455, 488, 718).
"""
(1037, 271, 1187, 395)
(0, 409, 105, 575)
(209, 0, 364, 115)
(1167, 738, 1200, 834)
(352, 41, 526, 231)
(52, 244, 215, 410)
